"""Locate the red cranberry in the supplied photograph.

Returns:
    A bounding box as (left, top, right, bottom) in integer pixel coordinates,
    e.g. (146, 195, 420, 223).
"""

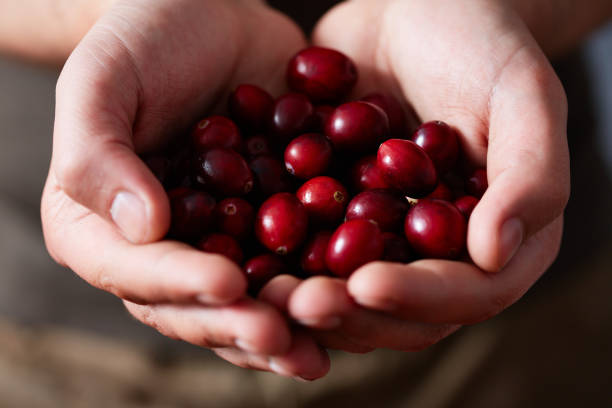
(249, 154, 293, 197)
(168, 188, 216, 241)
(284, 133, 333, 179)
(377, 139, 437, 197)
(412, 121, 459, 174)
(454, 195, 479, 219)
(243, 254, 287, 292)
(228, 84, 273, 131)
(312, 105, 335, 132)
(269, 93, 314, 142)
(300, 231, 332, 276)
(404, 199, 466, 259)
(287, 46, 358, 103)
(326, 220, 384, 277)
(197, 233, 243, 265)
(466, 168, 488, 198)
(195, 148, 253, 196)
(145, 155, 170, 186)
(382, 232, 413, 263)
(296, 176, 349, 225)
(345, 189, 409, 232)
(425, 181, 454, 201)
(191, 116, 243, 153)
(214, 198, 255, 240)
(350, 155, 391, 192)
(362, 92, 407, 138)
(245, 135, 272, 157)
(255, 193, 308, 255)
(325, 101, 389, 153)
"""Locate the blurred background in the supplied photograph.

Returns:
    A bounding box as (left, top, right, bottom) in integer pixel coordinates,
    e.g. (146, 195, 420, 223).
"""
(0, 3, 611, 407)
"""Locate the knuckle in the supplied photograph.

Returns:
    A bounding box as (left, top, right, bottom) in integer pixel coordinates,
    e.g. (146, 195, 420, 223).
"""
(53, 152, 90, 198)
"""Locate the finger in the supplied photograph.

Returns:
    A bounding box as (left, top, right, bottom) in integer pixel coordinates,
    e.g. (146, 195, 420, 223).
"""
(257, 274, 302, 313)
(125, 298, 291, 356)
(309, 330, 375, 354)
(348, 217, 563, 324)
(213, 331, 330, 381)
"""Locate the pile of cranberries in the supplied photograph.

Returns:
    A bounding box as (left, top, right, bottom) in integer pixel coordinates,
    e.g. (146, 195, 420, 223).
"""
(144, 46, 487, 293)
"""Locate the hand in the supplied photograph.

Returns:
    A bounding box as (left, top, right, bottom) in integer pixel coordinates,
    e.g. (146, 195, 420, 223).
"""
(41, 0, 328, 380)
(284, 0, 570, 351)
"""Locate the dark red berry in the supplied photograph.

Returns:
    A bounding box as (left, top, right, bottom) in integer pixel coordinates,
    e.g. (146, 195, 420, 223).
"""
(214, 198, 255, 240)
(195, 148, 253, 196)
(345, 189, 409, 232)
(300, 231, 332, 276)
(228, 84, 273, 131)
(296, 176, 349, 225)
(269, 93, 314, 142)
(197, 233, 243, 265)
(382, 232, 413, 263)
(255, 193, 308, 255)
(245, 135, 272, 157)
(377, 139, 437, 197)
(325, 101, 389, 153)
(284, 133, 333, 179)
(326, 220, 384, 277)
(454, 195, 479, 219)
(362, 92, 407, 139)
(168, 188, 216, 241)
(350, 155, 391, 192)
(404, 199, 466, 259)
(412, 121, 459, 174)
(466, 168, 488, 198)
(425, 181, 454, 201)
(312, 105, 335, 132)
(287, 46, 358, 103)
(249, 154, 293, 197)
(191, 116, 243, 153)
(244, 254, 287, 292)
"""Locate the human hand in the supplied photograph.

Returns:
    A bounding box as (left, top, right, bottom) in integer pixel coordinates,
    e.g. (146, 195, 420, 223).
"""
(284, 0, 570, 351)
(41, 0, 329, 379)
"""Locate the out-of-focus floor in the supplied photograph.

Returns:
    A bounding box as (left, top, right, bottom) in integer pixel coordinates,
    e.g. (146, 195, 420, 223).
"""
(0, 22, 611, 408)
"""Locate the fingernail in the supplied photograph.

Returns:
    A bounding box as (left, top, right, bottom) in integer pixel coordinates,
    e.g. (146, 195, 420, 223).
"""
(296, 316, 341, 329)
(499, 218, 524, 270)
(110, 191, 147, 243)
(235, 339, 259, 354)
(268, 358, 293, 377)
(196, 294, 227, 306)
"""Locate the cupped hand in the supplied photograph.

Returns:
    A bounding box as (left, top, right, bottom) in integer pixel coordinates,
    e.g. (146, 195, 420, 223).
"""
(284, 0, 570, 351)
(41, 0, 328, 379)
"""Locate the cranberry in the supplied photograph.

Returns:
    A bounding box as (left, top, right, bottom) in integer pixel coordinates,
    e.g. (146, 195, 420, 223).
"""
(454, 195, 479, 219)
(350, 155, 391, 192)
(377, 139, 437, 197)
(145, 155, 170, 186)
(245, 135, 272, 157)
(269, 93, 314, 142)
(191, 116, 243, 153)
(255, 193, 308, 255)
(345, 189, 409, 232)
(466, 168, 488, 198)
(296, 176, 349, 225)
(228, 84, 273, 131)
(249, 154, 293, 197)
(404, 199, 466, 259)
(168, 188, 216, 241)
(287, 46, 358, 103)
(326, 220, 384, 277)
(312, 105, 335, 132)
(195, 148, 253, 196)
(325, 101, 389, 153)
(300, 231, 332, 276)
(382, 232, 413, 263)
(197, 233, 244, 265)
(243, 254, 287, 292)
(362, 92, 407, 138)
(425, 181, 454, 201)
(284, 133, 333, 179)
(214, 198, 255, 240)
(412, 121, 459, 174)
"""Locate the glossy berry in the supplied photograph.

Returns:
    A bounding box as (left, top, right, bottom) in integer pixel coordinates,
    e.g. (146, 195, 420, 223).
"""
(243, 254, 287, 292)
(214, 198, 255, 240)
(249, 154, 293, 197)
(269, 93, 314, 142)
(377, 139, 437, 197)
(362, 92, 407, 139)
(168, 187, 216, 241)
(197, 233, 243, 265)
(284, 133, 333, 179)
(325, 101, 389, 153)
(195, 148, 253, 196)
(296, 176, 349, 225)
(382, 232, 413, 263)
(228, 84, 273, 131)
(350, 155, 391, 192)
(245, 135, 272, 157)
(345, 189, 409, 232)
(300, 231, 332, 276)
(425, 181, 454, 201)
(191, 115, 243, 153)
(404, 199, 467, 259)
(255, 193, 308, 255)
(326, 219, 384, 277)
(454, 195, 479, 219)
(466, 168, 488, 198)
(287, 46, 358, 103)
(312, 105, 335, 132)
(412, 121, 459, 174)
